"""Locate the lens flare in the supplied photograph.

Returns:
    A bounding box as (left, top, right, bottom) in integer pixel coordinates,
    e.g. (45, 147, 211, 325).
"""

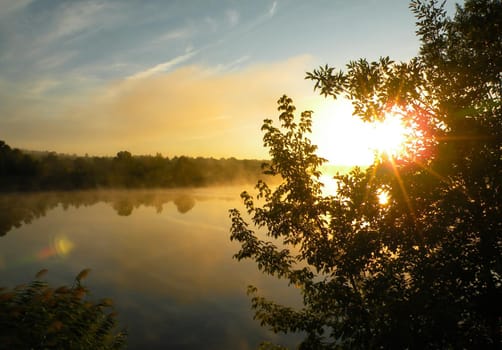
(54, 236, 75, 257)
(369, 105, 435, 164)
(36, 235, 75, 260)
(312, 100, 433, 167)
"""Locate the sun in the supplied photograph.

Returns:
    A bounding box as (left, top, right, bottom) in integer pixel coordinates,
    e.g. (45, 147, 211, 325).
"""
(368, 110, 411, 160)
(309, 99, 415, 166)
(377, 188, 390, 205)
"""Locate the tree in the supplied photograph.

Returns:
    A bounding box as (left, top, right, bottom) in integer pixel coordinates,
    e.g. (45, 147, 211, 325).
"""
(230, 1, 501, 348)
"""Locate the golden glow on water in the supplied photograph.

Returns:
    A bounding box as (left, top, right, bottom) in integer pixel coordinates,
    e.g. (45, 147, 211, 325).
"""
(0, 189, 303, 348)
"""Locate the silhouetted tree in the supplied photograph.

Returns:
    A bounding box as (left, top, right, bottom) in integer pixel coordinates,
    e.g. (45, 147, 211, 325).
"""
(0, 141, 268, 191)
(230, 1, 501, 348)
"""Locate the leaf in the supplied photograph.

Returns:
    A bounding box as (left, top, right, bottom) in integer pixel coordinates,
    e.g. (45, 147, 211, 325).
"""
(76, 268, 91, 282)
(35, 268, 49, 279)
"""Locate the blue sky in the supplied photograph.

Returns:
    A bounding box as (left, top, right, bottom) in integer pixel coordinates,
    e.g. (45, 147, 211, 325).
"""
(0, 0, 458, 162)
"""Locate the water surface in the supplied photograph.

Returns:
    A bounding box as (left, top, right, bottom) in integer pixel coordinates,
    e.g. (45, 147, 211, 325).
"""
(0, 188, 301, 349)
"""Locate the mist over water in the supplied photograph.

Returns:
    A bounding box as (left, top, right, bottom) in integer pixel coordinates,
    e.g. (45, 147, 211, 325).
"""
(0, 188, 302, 349)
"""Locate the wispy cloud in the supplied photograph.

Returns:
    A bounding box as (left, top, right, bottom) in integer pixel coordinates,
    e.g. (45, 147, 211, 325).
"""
(269, 1, 278, 17)
(210, 56, 250, 74)
(1, 56, 315, 157)
(0, 0, 123, 78)
(25, 79, 61, 98)
(226, 9, 240, 26)
(0, 0, 33, 18)
(126, 51, 197, 80)
(36, 51, 77, 70)
(100, 56, 313, 157)
(204, 16, 218, 32)
(154, 28, 192, 43)
(43, 0, 114, 43)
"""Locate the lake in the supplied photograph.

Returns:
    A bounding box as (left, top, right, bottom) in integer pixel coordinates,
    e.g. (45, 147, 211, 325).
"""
(0, 188, 302, 349)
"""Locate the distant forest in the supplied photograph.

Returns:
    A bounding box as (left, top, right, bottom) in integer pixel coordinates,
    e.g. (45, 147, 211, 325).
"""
(0, 140, 273, 191)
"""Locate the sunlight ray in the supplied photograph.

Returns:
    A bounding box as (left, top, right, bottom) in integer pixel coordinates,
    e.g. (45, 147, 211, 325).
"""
(413, 159, 450, 185)
(364, 165, 378, 207)
(389, 158, 416, 225)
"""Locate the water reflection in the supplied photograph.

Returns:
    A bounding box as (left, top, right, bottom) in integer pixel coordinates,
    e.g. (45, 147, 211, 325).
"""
(0, 188, 302, 349)
(0, 189, 236, 236)
(37, 235, 75, 260)
(173, 194, 196, 214)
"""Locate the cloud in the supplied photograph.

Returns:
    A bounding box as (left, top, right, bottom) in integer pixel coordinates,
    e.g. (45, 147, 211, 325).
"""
(36, 51, 77, 70)
(0, 0, 124, 79)
(209, 55, 250, 74)
(225, 9, 240, 26)
(25, 79, 61, 98)
(99, 56, 314, 155)
(43, 0, 115, 43)
(204, 16, 218, 32)
(154, 28, 192, 43)
(127, 51, 197, 80)
(0, 56, 316, 158)
(269, 1, 278, 17)
(0, 0, 32, 18)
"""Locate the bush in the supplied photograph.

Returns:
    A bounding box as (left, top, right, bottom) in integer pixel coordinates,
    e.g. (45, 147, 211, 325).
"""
(0, 269, 127, 350)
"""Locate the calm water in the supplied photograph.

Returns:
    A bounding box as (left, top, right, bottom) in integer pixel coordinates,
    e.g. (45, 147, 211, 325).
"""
(0, 188, 302, 349)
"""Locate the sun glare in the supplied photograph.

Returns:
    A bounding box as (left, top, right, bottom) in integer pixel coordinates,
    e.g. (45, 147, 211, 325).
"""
(369, 111, 410, 160)
(377, 189, 390, 205)
(310, 100, 416, 167)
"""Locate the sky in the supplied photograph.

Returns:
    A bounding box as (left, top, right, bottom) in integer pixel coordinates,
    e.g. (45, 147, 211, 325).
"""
(0, 0, 458, 164)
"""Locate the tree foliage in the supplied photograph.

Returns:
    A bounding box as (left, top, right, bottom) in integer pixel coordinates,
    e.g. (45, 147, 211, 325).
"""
(0, 143, 269, 191)
(230, 1, 501, 348)
(0, 269, 127, 349)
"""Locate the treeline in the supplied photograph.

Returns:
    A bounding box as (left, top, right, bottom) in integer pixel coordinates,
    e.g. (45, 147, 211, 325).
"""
(0, 141, 270, 191)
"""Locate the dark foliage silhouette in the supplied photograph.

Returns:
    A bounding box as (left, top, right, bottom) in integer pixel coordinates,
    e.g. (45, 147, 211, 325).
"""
(230, 1, 501, 348)
(0, 144, 270, 191)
